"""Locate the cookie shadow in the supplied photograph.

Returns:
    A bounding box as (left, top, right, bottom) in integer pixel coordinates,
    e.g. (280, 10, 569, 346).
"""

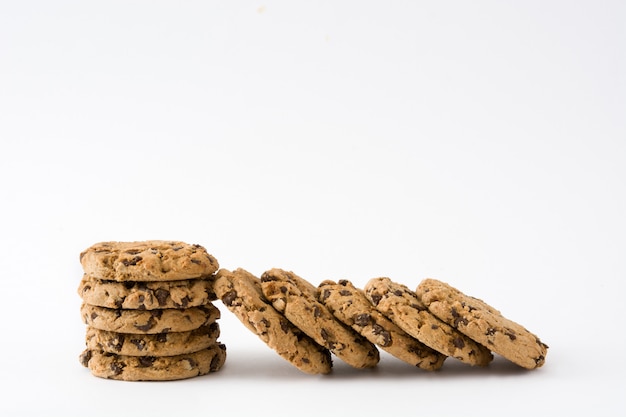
(327, 353, 531, 380)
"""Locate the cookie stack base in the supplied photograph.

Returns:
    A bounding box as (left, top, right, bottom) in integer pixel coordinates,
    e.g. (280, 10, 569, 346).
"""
(80, 344, 227, 381)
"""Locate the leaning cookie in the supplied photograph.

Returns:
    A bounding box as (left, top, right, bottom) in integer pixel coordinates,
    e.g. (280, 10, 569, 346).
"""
(318, 279, 446, 371)
(80, 303, 220, 334)
(80, 240, 219, 282)
(214, 268, 332, 374)
(364, 277, 493, 366)
(79, 344, 226, 381)
(261, 268, 380, 369)
(85, 322, 220, 356)
(416, 278, 548, 369)
(77, 275, 217, 310)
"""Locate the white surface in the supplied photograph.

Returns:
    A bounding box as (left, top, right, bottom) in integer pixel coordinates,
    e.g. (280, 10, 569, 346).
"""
(1, 1, 624, 415)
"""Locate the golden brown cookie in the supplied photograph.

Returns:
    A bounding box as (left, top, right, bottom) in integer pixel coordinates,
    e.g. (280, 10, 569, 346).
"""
(79, 344, 226, 381)
(364, 277, 493, 366)
(80, 303, 220, 334)
(77, 274, 217, 310)
(415, 278, 548, 369)
(318, 279, 446, 371)
(260, 268, 380, 369)
(79, 241, 219, 282)
(85, 322, 220, 356)
(214, 268, 332, 374)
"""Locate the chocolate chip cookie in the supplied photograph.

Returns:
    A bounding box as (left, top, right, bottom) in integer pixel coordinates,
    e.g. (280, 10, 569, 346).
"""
(80, 241, 219, 282)
(85, 322, 220, 356)
(260, 268, 380, 369)
(77, 274, 217, 310)
(79, 344, 227, 381)
(318, 279, 446, 371)
(80, 303, 220, 334)
(214, 268, 332, 374)
(364, 277, 493, 366)
(415, 278, 548, 369)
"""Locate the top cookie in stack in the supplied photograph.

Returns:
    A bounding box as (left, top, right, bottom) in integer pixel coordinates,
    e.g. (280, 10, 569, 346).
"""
(77, 241, 227, 381)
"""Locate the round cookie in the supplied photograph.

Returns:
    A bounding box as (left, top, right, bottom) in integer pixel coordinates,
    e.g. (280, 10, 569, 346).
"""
(79, 241, 219, 282)
(77, 275, 217, 310)
(260, 268, 380, 369)
(79, 344, 227, 381)
(214, 268, 332, 374)
(85, 322, 220, 356)
(80, 303, 220, 334)
(364, 277, 493, 366)
(415, 278, 548, 369)
(318, 279, 446, 371)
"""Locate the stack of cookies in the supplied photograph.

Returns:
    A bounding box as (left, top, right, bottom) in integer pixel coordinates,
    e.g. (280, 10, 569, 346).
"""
(77, 241, 227, 381)
(214, 268, 548, 374)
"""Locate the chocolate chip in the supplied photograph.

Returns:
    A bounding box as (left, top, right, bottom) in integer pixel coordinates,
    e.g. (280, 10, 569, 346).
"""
(107, 334, 125, 352)
(320, 289, 330, 301)
(320, 328, 331, 341)
(124, 249, 142, 255)
(313, 306, 322, 318)
(393, 289, 403, 296)
(221, 290, 238, 306)
(121, 256, 142, 267)
(190, 259, 201, 265)
(130, 338, 146, 351)
(78, 350, 92, 367)
(279, 286, 288, 294)
(372, 324, 391, 347)
(110, 361, 124, 376)
(431, 324, 439, 330)
(138, 356, 156, 367)
(302, 357, 310, 363)
(178, 296, 191, 308)
(485, 328, 496, 336)
(505, 330, 517, 340)
(134, 317, 156, 332)
(370, 294, 382, 305)
(453, 337, 465, 349)
(354, 313, 372, 327)
(339, 290, 352, 296)
(209, 354, 221, 371)
(280, 319, 291, 334)
(156, 333, 168, 343)
(154, 289, 170, 306)
(90, 312, 98, 320)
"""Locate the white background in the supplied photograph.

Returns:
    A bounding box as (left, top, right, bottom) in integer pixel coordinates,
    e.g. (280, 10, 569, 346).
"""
(1, 1, 624, 415)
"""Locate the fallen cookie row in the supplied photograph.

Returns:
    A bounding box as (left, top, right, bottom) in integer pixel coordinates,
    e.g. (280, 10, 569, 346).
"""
(215, 268, 548, 374)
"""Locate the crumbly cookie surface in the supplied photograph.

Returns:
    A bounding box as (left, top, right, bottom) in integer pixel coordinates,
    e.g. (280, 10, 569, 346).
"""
(85, 323, 220, 356)
(364, 278, 493, 366)
(79, 241, 219, 282)
(77, 275, 217, 310)
(260, 268, 380, 369)
(214, 268, 332, 374)
(79, 344, 226, 381)
(318, 279, 446, 371)
(416, 278, 548, 369)
(80, 303, 220, 334)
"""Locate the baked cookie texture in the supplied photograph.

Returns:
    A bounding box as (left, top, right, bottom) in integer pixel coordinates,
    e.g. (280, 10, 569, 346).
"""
(364, 277, 493, 366)
(318, 279, 446, 371)
(79, 344, 227, 381)
(77, 275, 217, 310)
(214, 268, 332, 374)
(260, 268, 380, 369)
(85, 323, 220, 356)
(80, 303, 220, 334)
(80, 241, 219, 282)
(415, 278, 548, 369)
